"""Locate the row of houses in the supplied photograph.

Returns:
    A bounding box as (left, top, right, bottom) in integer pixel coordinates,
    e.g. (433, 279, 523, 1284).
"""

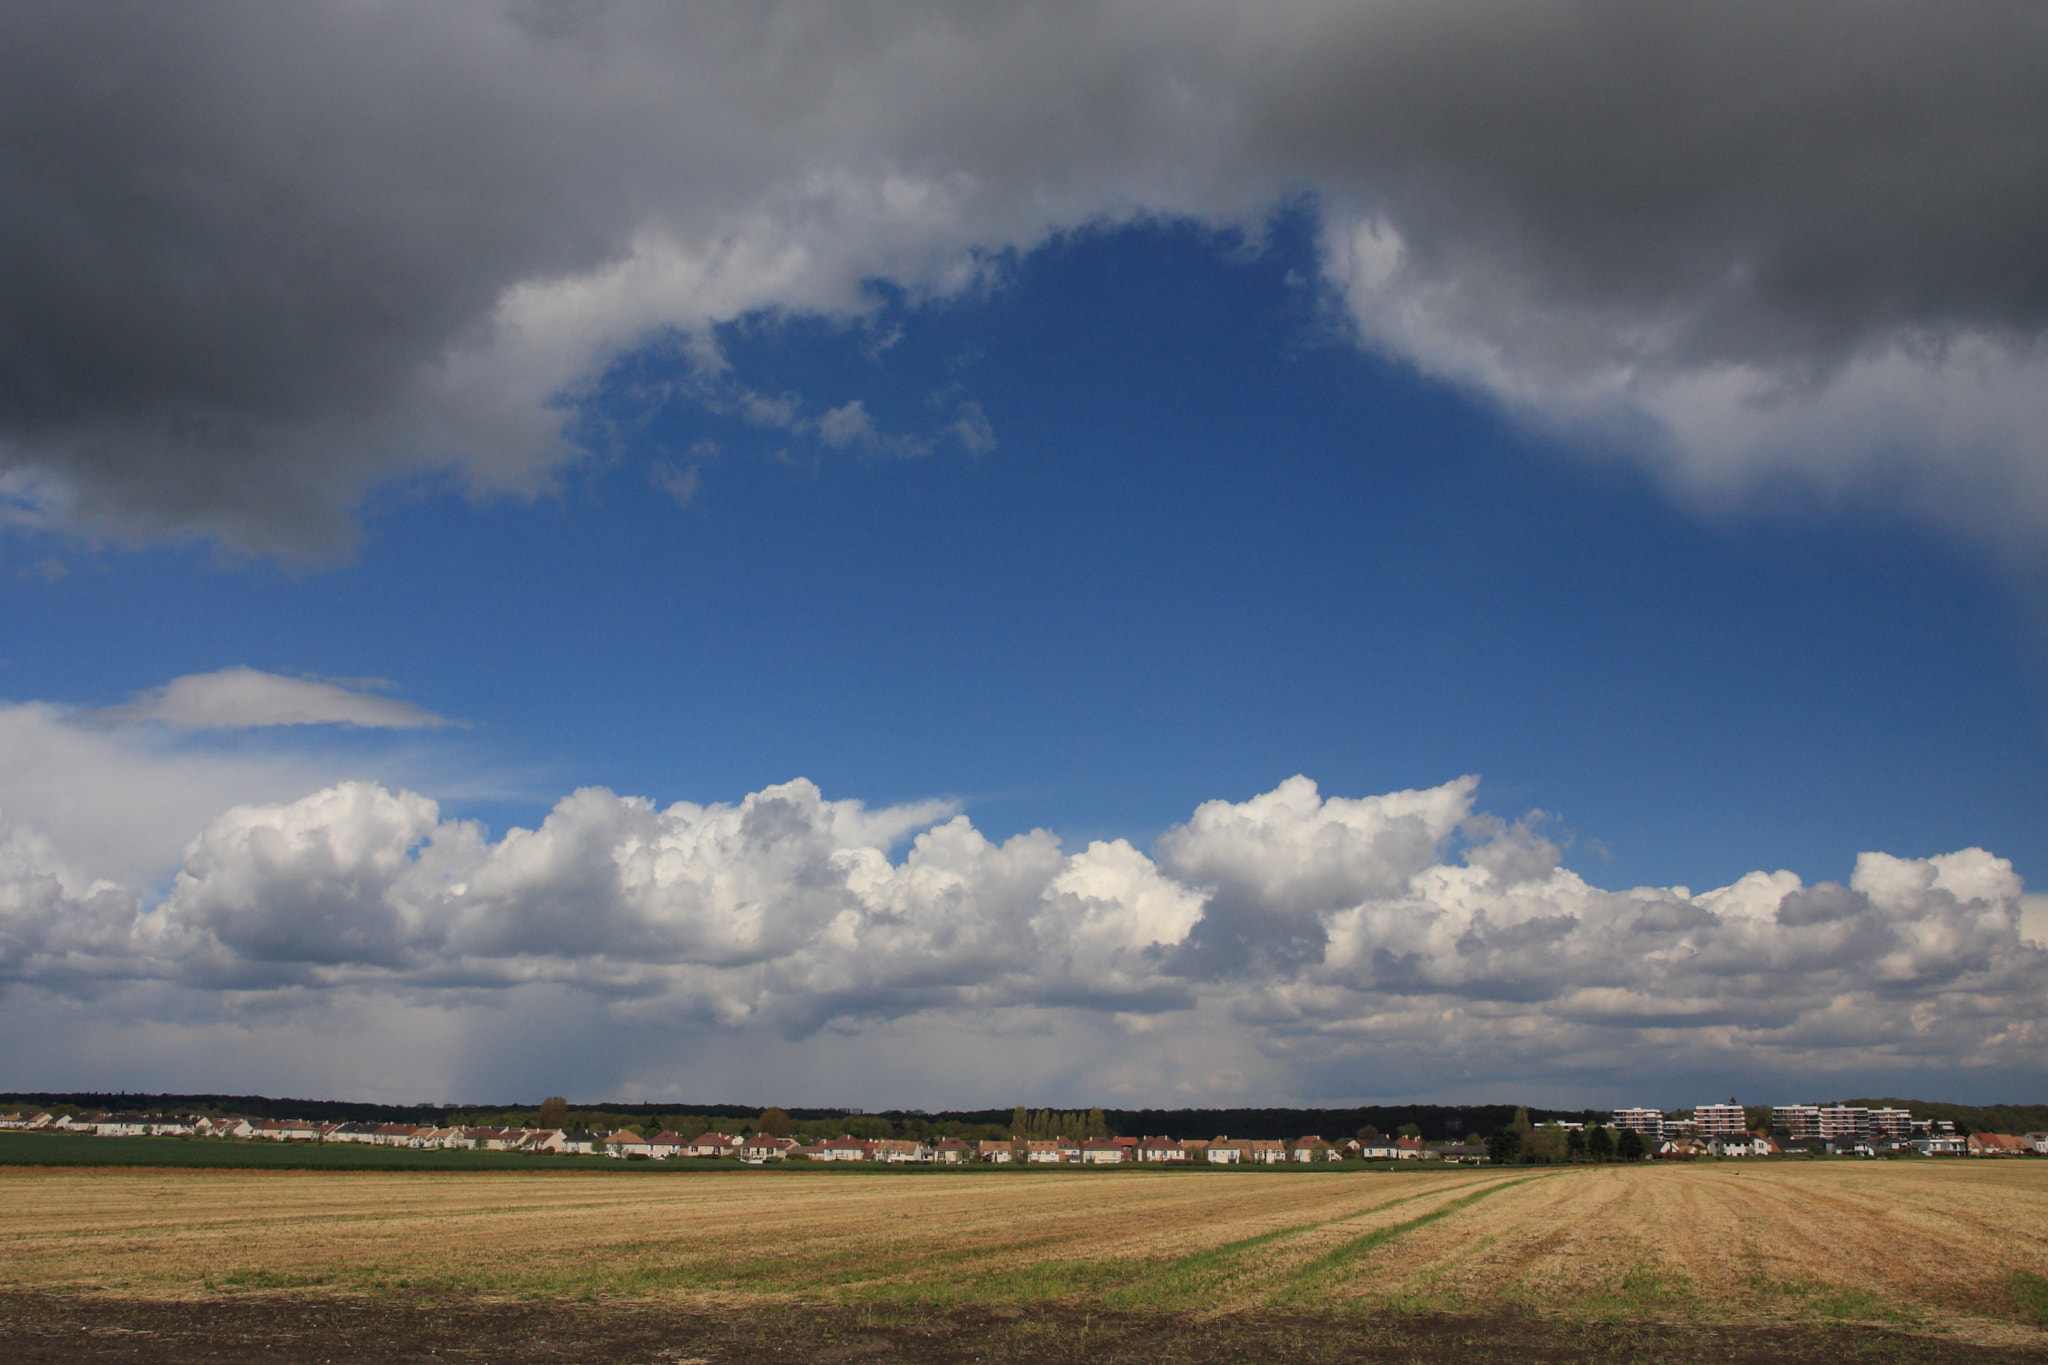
(0, 1111, 1487, 1165)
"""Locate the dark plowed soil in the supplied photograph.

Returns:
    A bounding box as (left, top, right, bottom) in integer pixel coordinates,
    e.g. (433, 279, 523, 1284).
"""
(1, 1292, 2040, 1364)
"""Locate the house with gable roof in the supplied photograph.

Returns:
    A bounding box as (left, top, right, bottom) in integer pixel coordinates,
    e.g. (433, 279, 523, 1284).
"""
(93, 1114, 152, 1137)
(604, 1130, 654, 1159)
(686, 1131, 742, 1158)
(740, 1134, 797, 1161)
(1968, 1133, 2030, 1156)
(537, 1129, 599, 1154)
(810, 1137, 875, 1161)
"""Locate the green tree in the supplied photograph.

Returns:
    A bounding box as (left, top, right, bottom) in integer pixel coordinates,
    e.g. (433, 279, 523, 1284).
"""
(757, 1107, 791, 1136)
(1010, 1106, 1029, 1137)
(1486, 1128, 1522, 1165)
(1525, 1122, 1569, 1165)
(1397, 1122, 1423, 1140)
(1357, 1124, 1381, 1146)
(1586, 1124, 1615, 1161)
(1567, 1127, 1587, 1160)
(1088, 1107, 1107, 1139)
(1616, 1128, 1645, 1161)
(536, 1097, 568, 1129)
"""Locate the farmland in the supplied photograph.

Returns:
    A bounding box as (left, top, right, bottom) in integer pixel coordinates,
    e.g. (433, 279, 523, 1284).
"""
(3, 1161, 2046, 1362)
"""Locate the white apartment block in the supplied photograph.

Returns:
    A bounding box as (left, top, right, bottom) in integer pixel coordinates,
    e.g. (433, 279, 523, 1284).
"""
(1612, 1108, 1665, 1139)
(1869, 1108, 1913, 1141)
(1694, 1103, 1747, 1137)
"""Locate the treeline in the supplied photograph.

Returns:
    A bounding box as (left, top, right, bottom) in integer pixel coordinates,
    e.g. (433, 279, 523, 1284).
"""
(1483, 1107, 1649, 1165)
(456, 1102, 1019, 1144)
(1010, 1107, 1109, 1139)
(0, 1093, 858, 1129)
(0, 1092, 462, 1125)
(1096, 1105, 1604, 1142)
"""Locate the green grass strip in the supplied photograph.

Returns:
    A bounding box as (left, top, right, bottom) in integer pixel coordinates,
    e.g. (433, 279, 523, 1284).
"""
(1101, 1179, 1491, 1312)
(2011, 1270, 2048, 1325)
(1266, 1177, 1528, 1308)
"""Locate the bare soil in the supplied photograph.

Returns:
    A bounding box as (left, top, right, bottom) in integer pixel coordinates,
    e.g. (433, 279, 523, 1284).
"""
(4, 1290, 2044, 1365)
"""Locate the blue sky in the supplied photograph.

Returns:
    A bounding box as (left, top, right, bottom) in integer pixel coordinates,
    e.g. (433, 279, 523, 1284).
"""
(1, 2, 2043, 1110)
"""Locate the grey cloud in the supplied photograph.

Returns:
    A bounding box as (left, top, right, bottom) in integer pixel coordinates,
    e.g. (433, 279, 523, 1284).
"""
(1269, 1, 2048, 362)
(2, 2, 2043, 554)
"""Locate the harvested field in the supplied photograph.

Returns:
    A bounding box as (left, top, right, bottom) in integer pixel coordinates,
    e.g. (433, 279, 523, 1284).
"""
(2, 1161, 2046, 1357)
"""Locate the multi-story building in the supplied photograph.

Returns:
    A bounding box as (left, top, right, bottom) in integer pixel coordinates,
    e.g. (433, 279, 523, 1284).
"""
(1817, 1106, 1870, 1141)
(1773, 1105, 1821, 1140)
(1612, 1108, 1665, 1139)
(1777, 1103, 1883, 1142)
(1694, 1103, 1747, 1138)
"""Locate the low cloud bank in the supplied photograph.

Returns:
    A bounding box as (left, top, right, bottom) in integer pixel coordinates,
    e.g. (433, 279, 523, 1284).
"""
(2, 769, 2039, 1105)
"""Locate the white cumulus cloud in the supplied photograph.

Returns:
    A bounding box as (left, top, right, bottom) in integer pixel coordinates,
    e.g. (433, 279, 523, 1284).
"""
(1, 766, 2039, 1106)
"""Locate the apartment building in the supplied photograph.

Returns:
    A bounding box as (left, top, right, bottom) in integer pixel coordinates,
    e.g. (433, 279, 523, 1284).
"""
(1772, 1105, 1821, 1140)
(1694, 1103, 1747, 1138)
(1818, 1106, 1869, 1141)
(1612, 1108, 1665, 1139)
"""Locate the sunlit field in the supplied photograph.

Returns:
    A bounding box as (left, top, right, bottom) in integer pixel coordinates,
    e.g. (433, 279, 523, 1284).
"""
(3, 1160, 2046, 1345)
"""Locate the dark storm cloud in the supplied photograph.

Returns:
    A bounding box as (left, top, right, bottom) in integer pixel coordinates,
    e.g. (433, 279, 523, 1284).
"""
(2, 1, 2043, 553)
(1260, 1, 2048, 361)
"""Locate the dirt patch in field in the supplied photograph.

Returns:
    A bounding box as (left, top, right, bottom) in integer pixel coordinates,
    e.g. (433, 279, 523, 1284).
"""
(2, 1290, 2041, 1365)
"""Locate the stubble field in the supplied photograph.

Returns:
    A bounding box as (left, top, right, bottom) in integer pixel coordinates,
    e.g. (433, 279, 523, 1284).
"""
(4, 1160, 2047, 1362)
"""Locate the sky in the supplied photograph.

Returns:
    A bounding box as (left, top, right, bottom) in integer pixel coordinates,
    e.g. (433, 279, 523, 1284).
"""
(1, 0, 2044, 1112)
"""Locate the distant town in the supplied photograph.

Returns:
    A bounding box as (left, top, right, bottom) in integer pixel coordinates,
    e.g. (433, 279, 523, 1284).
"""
(5, 1099, 2045, 1165)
